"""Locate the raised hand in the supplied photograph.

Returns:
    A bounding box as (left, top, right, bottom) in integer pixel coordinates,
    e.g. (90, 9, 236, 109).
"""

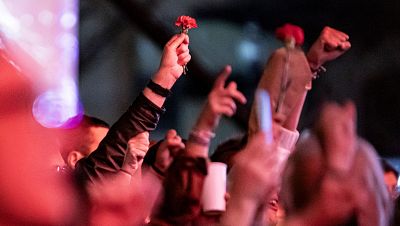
(307, 26, 351, 71)
(316, 101, 357, 174)
(144, 34, 191, 108)
(186, 65, 246, 157)
(220, 132, 279, 226)
(154, 129, 185, 173)
(196, 65, 247, 131)
(127, 132, 150, 173)
(156, 33, 191, 81)
(231, 132, 279, 201)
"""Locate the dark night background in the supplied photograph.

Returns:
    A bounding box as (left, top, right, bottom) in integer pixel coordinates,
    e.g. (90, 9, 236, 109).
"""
(78, 0, 400, 158)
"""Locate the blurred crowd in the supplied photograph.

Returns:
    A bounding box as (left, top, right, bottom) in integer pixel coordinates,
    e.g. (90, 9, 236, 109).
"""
(0, 22, 398, 226)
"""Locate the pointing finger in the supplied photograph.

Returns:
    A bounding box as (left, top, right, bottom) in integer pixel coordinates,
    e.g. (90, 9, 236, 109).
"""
(213, 65, 232, 89)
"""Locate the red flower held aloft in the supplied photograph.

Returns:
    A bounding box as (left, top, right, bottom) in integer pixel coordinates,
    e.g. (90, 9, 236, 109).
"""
(175, 15, 198, 32)
(275, 23, 304, 46)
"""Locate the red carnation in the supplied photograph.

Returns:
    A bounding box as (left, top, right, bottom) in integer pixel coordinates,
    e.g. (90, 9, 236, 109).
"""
(175, 15, 198, 33)
(275, 23, 304, 46)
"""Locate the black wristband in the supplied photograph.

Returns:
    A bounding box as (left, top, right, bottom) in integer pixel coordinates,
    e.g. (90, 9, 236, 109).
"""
(146, 80, 172, 97)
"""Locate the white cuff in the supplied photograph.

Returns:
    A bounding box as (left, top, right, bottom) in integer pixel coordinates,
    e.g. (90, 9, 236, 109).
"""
(278, 127, 299, 152)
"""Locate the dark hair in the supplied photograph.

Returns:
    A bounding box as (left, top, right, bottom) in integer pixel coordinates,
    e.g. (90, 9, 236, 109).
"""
(64, 114, 110, 129)
(210, 134, 248, 173)
(58, 115, 110, 161)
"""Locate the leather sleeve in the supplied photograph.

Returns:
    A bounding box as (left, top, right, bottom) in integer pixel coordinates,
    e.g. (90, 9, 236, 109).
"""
(74, 93, 165, 184)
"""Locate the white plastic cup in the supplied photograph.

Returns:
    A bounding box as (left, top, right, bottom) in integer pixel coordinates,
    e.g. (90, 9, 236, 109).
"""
(201, 162, 227, 214)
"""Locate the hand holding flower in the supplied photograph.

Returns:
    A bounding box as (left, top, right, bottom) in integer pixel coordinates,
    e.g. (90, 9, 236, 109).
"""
(175, 15, 197, 74)
(155, 33, 191, 84)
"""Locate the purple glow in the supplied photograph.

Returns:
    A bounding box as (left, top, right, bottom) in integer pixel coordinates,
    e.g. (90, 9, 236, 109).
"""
(0, 0, 81, 128)
(32, 90, 82, 128)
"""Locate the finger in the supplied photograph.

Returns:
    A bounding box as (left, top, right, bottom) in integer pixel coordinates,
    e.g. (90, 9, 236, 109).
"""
(338, 41, 351, 51)
(323, 27, 349, 41)
(338, 33, 349, 42)
(331, 29, 349, 41)
(165, 34, 180, 47)
(323, 36, 342, 49)
(327, 29, 349, 43)
(166, 129, 178, 139)
(176, 43, 189, 55)
(129, 138, 150, 148)
(219, 98, 237, 113)
(182, 34, 189, 44)
(134, 150, 146, 159)
(168, 140, 185, 152)
(178, 50, 190, 60)
(226, 81, 247, 104)
(167, 33, 187, 49)
(213, 65, 232, 89)
(324, 42, 344, 52)
(218, 105, 236, 117)
(136, 131, 149, 139)
(167, 135, 183, 146)
(244, 132, 272, 155)
(128, 132, 149, 143)
(177, 54, 191, 66)
(129, 143, 149, 153)
(178, 142, 185, 150)
(133, 135, 150, 145)
(322, 30, 350, 51)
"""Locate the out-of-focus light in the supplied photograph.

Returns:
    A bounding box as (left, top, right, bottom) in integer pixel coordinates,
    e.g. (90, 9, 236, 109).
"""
(0, 1, 21, 38)
(58, 33, 77, 48)
(32, 88, 82, 128)
(60, 12, 76, 29)
(238, 40, 258, 62)
(38, 10, 54, 27)
(20, 14, 34, 27)
(30, 45, 51, 66)
(1, 0, 81, 128)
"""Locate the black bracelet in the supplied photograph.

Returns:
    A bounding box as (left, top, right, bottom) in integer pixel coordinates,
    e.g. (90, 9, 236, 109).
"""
(311, 65, 327, 79)
(146, 80, 172, 97)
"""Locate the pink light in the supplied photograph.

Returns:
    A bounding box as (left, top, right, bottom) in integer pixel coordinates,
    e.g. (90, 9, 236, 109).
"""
(0, 0, 81, 128)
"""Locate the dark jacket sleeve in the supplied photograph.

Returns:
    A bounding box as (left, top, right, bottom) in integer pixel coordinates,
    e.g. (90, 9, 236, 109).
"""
(74, 93, 165, 184)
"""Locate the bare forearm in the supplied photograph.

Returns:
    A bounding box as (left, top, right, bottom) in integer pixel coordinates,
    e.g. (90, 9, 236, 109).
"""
(283, 91, 307, 131)
(185, 104, 218, 158)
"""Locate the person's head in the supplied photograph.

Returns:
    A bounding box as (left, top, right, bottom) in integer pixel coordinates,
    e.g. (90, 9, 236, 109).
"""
(281, 133, 392, 226)
(58, 115, 109, 169)
(381, 159, 399, 199)
(210, 134, 248, 173)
